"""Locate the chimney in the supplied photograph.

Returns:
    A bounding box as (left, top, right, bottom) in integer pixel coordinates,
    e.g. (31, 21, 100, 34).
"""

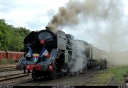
(45, 26, 51, 30)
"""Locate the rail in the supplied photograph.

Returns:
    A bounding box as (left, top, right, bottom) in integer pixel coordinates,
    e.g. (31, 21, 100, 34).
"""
(0, 65, 17, 72)
(0, 73, 28, 82)
(80, 71, 114, 86)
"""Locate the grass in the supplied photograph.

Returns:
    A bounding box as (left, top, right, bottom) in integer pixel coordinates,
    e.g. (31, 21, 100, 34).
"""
(105, 65, 128, 81)
(83, 65, 128, 86)
(8, 58, 15, 64)
(0, 58, 8, 64)
(0, 58, 16, 65)
(113, 65, 128, 81)
(85, 72, 113, 86)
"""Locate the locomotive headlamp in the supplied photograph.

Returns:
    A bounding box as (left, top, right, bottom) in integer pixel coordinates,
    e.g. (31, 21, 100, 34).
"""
(40, 39, 45, 44)
(45, 54, 50, 58)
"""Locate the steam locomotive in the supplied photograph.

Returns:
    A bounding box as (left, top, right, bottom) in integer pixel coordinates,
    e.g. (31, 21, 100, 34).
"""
(16, 27, 107, 80)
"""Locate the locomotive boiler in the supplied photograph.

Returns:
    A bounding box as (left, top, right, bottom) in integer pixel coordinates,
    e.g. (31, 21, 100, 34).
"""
(16, 27, 107, 80)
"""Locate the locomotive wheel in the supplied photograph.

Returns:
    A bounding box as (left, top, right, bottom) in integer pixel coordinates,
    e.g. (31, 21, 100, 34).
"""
(49, 70, 57, 80)
(64, 68, 70, 76)
(100, 63, 103, 70)
(48, 64, 57, 80)
(105, 59, 107, 69)
(75, 72, 79, 75)
(100, 59, 104, 70)
(59, 71, 64, 77)
(32, 71, 38, 80)
(65, 72, 70, 76)
(100, 65, 103, 70)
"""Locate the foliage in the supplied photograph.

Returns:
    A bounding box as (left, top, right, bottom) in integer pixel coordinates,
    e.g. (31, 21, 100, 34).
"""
(105, 65, 128, 81)
(114, 65, 128, 81)
(0, 58, 16, 64)
(0, 19, 31, 51)
(0, 58, 8, 64)
(8, 58, 15, 64)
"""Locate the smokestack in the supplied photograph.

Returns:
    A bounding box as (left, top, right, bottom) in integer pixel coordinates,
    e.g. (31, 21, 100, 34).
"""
(46, 25, 58, 34)
(45, 26, 51, 30)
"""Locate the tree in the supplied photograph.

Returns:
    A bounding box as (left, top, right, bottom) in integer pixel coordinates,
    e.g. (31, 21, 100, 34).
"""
(0, 19, 31, 51)
(0, 19, 11, 51)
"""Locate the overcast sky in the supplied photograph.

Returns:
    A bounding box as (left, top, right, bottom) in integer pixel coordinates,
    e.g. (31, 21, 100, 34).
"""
(0, 0, 69, 30)
(0, 0, 128, 52)
(0, 0, 127, 30)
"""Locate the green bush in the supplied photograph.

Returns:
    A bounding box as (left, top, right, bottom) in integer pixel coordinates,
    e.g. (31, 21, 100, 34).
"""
(0, 58, 8, 64)
(0, 58, 17, 65)
(8, 58, 15, 64)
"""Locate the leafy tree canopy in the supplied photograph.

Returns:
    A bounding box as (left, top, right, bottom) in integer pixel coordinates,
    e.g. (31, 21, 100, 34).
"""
(0, 19, 31, 52)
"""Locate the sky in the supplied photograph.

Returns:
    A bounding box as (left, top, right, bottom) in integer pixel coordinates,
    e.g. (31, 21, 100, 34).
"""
(0, 0, 69, 30)
(0, 0, 128, 52)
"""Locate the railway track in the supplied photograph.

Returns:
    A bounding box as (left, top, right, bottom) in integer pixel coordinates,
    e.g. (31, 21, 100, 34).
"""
(0, 69, 114, 86)
(105, 76, 114, 86)
(80, 71, 114, 86)
(14, 70, 103, 86)
(0, 73, 32, 86)
(0, 73, 28, 82)
(12, 80, 45, 86)
(0, 65, 16, 72)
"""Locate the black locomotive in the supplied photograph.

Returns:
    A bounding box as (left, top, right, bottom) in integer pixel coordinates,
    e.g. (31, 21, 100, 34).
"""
(16, 27, 107, 80)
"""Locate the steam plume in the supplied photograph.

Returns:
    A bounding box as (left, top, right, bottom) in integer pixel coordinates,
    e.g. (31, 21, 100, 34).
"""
(70, 40, 87, 72)
(47, 0, 128, 66)
(47, 0, 110, 33)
